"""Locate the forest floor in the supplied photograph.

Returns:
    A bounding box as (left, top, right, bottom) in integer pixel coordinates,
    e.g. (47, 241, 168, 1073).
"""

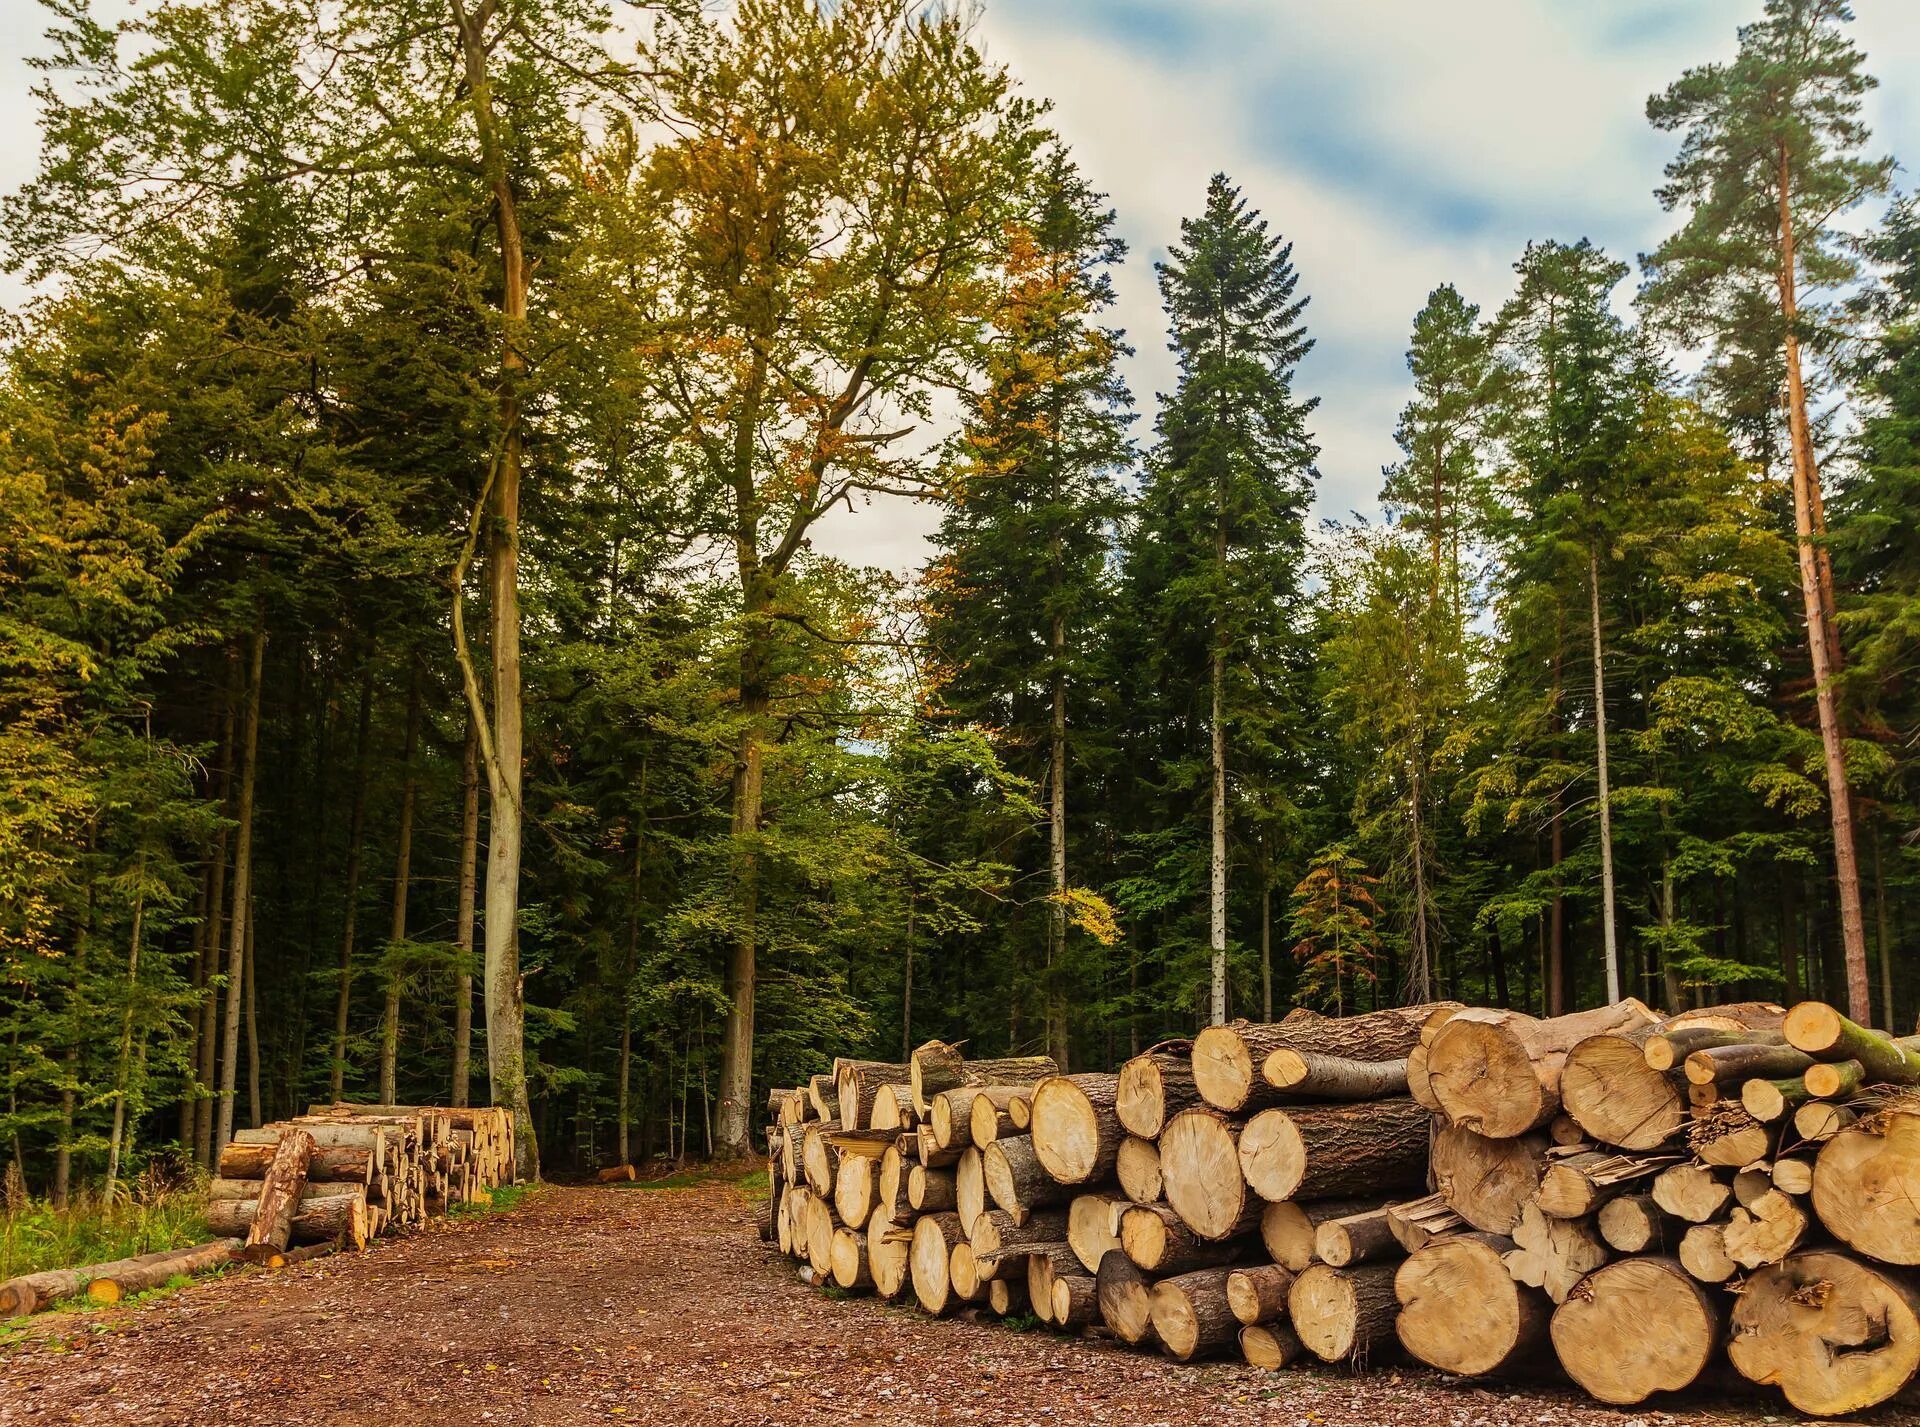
(0, 1167, 1909, 1426)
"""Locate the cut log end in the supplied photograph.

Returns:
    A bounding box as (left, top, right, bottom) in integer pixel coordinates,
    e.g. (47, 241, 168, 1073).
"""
(1550, 1257, 1721, 1406)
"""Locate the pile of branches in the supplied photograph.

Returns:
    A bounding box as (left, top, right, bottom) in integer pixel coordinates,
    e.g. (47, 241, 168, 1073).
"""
(764, 1001, 1920, 1418)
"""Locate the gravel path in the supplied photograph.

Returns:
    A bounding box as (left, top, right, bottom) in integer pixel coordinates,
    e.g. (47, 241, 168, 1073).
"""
(0, 1172, 1909, 1425)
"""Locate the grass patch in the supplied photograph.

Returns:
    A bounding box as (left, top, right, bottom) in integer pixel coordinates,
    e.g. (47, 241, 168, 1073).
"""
(449, 1183, 541, 1218)
(738, 1169, 771, 1200)
(0, 1182, 208, 1281)
(623, 1164, 771, 1194)
(999, 1313, 1043, 1332)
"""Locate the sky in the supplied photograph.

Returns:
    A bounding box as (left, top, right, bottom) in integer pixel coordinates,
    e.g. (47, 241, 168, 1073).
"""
(3, 0, 1919, 574)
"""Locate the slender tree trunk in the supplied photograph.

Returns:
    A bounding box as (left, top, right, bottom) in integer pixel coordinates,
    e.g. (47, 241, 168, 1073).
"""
(1048, 611, 1070, 1066)
(618, 829, 641, 1166)
(178, 862, 210, 1151)
(1777, 143, 1869, 1021)
(244, 894, 260, 1128)
(1209, 639, 1228, 1025)
(1260, 853, 1274, 1022)
(1547, 641, 1566, 1017)
(216, 626, 265, 1160)
(1408, 764, 1434, 1002)
(452, 718, 479, 1107)
(52, 1045, 76, 1209)
(331, 671, 373, 1099)
(901, 888, 915, 1062)
(380, 668, 422, 1106)
(1875, 834, 1895, 1031)
(195, 659, 240, 1167)
(1589, 545, 1620, 1002)
(450, 0, 536, 1180)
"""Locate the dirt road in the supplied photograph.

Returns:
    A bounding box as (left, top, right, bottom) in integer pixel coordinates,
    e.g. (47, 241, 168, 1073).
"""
(0, 1172, 1902, 1425)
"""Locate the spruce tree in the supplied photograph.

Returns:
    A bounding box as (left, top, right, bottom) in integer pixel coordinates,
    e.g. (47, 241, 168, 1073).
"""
(925, 149, 1134, 1066)
(1643, 0, 1894, 1019)
(1130, 174, 1319, 1024)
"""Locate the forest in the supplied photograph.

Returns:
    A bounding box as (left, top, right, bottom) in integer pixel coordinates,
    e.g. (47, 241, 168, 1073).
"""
(0, 0, 1916, 1192)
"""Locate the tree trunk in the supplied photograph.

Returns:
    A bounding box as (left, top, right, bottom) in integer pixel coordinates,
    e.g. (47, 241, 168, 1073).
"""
(331, 669, 373, 1101)
(196, 660, 240, 1168)
(216, 627, 265, 1161)
(1777, 142, 1869, 1022)
(380, 668, 422, 1106)
(1209, 641, 1228, 1026)
(1589, 543, 1620, 1002)
(451, 717, 478, 1108)
(104, 886, 147, 1196)
(243, 894, 260, 1129)
(1048, 610, 1070, 1068)
(446, 0, 537, 1180)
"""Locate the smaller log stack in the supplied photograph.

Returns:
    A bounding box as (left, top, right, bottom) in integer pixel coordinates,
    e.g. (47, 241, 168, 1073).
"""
(207, 1103, 515, 1249)
(768, 1000, 1920, 1420)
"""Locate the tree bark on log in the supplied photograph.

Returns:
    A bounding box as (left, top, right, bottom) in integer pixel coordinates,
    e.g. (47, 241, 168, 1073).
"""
(1395, 1232, 1549, 1377)
(1550, 1256, 1722, 1405)
(1314, 1207, 1403, 1268)
(906, 1164, 954, 1214)
(246, 1129, 315, 1253)
(1240, 1322, 1305, 1369)
(1149, 1267, 1243, 1361)
(1095, 1247, 1158, 1348)
(833, 1058, 908, 1131)
(1262, 1051, 1408, 1100)
(1784, 1003, 1920, 1084)
(1115, 1042, 1198, 1139)
(1427, 1001, 1661, 1139)
(982, 1135, 1070, 1225)
(216, 1142, 370, 1184)
(1120, 1203, 1250, 1275)
(1728, 1250, 1920, 1417)
(1237, 1098, 1429, 1202)
(969, 1207, 1068, 1280)
(1260, 1196, 1391, 1271)
(1226, 1263, 1295, 1325)
(830, 1228, 874, 1291)
(1288, 1262, 1401, 1365)
(1536, 1151, 1675, 1219)
(1050, 1269, 1097, 1330)
(1683, 1043, 1811, 1085)
(1191, 1003, 1459, 1114)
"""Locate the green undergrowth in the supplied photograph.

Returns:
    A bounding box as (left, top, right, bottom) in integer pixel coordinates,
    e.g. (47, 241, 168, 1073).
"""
(449, 1182, 541, 1218)
(0, 1183, 209, 1281)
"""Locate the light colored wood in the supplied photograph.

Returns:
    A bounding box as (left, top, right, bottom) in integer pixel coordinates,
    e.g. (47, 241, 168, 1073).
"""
(1226, 1263, 1295, 1325)
(1095, 1247, 1158, 1347)
(1651, 1162, 1730, 1223)
(1029, 1074, 1123, 1185)
(1260, 1197, 1388, 1271)
(1812, 1102, 1920, 1264)
(906, 1162, 954, 1214)
(1550, 1256, 1721, 1405)
(1066, 1194, 1124, 1274)
(1115, 1135, 1162, 1205)
(1313, 1207, 1402, 1268)
(1537, 1151, 1675, 1219)
(1115, 1042, 1197, 1138)
(1502, 1202, 1606, 1303)
(1191, 1003, 1457, 1114)
(1050, 1269, 1097, 1330)
(1149, 1267, 1242, 1361)
(1427, 1001, 1661, 1139)
(1395, 1231, 1548, 1377)
(1288, 1261, 1401, 1365)
(982, 1135, 1069, 1226)
(1596, 1193, 1671, 1254)
(830, 1227, 873, 1290)
(1385, 1193, 1463, 1254)
(969, 1207, 1068, 1280)
(954, 1145, 986, 1237)
(866, 1206, 912, 1300)
(1677, 1223, 1737, 1283)
(1159, 1108, 1250, 1240)
(1237, 1097, 1429, 1202)
(1240, 1322, 1305, 1369)
(909, 1211, 965, 1315)
(1430, 1124, 1548, 1234)
(1120, 1202, 1247, 1275)
(1728, 1250, 1920, 1416)
(1724, 1188, 1807, 1268)
(836, 1153, 876, 1225)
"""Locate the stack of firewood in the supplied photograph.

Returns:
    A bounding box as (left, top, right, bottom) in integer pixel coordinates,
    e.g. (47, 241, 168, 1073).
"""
(766, 1002, 1920, 1418)
(206, 1103, 514, 1249)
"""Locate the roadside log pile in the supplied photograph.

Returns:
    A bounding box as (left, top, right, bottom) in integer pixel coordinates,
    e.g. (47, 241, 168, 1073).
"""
(206, 1103, 515, 1249)
(765, 1001, 1920, 1419)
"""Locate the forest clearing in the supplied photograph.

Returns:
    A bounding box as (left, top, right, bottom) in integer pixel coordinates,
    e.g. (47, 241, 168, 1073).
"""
(8, 0, 1920, 1421)
(0, 1170, 1822, 1427)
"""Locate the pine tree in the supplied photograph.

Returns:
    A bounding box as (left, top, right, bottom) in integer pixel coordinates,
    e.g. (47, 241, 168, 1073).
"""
(925, 148, 1134, 1066)
(1643, 0, 1895, 1019)
(1130, 174, 1319, 1024)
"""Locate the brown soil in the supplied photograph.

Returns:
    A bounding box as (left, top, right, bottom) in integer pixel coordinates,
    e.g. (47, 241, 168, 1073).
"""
(0, 1172, 1911, 1425)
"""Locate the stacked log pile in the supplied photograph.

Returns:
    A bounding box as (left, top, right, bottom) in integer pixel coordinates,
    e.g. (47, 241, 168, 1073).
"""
(767, 1001, 1920, 1418)
(205, 1103, 515, 1249)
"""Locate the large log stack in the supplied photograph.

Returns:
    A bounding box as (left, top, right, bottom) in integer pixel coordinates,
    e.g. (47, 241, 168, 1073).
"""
(769, 1002, 1920, 1418)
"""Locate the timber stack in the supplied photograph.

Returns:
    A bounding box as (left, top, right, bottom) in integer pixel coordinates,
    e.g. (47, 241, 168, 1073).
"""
(204, 1102, 515, 1248)
(765, 1001, 1920, 1419)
